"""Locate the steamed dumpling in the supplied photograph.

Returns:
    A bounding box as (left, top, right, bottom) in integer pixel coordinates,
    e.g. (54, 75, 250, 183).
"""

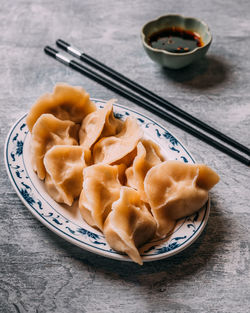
(26, 83, 96, 132)
(79, 164, 121, 231)
(112, 147, 138, 168)
(104, 186, 157, 265)
(79, 99, 123, 149)
(114, 163, 127, 185)
(44, 145, 86, 206)
(31, 113, 79, 180)
(126, 139, 164, 201)
(93, 117, 143, 164)
(144, 161, 220, 237)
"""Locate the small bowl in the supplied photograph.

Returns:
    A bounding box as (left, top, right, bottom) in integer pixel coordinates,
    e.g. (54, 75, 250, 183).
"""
(141, 14, 212, 69)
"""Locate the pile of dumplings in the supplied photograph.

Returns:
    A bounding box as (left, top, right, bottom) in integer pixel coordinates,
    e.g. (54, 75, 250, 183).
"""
(26, 83, 220, 265)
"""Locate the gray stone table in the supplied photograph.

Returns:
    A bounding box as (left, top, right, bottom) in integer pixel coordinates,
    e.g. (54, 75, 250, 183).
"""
(1, 0, 249, 312)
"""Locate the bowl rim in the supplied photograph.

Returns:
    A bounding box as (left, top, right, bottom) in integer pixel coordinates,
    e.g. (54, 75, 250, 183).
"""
(141, 14, 212, 56)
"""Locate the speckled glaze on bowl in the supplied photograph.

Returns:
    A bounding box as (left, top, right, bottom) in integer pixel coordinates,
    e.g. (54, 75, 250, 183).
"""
(141, 14, 212, 69)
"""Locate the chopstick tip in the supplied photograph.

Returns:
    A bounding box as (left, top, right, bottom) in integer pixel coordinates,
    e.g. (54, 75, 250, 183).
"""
(44, 46, 59, 57)
(56, 39, 70, 51)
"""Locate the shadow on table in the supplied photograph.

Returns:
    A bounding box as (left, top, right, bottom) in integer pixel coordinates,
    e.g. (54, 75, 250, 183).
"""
(48, 198, 229, 289)
(160, 55, 230, 89)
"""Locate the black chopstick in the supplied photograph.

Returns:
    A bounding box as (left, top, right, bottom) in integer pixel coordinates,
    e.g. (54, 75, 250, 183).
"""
(44, 46, 250, 166)
(56, 39, 250, 157)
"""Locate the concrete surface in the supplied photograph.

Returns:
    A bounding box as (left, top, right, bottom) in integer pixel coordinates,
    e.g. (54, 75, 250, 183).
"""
(0, 0, 249, 312)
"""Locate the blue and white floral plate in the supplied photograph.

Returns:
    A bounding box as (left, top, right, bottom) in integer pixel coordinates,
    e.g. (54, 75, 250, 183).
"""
(4, 99, 210, 263)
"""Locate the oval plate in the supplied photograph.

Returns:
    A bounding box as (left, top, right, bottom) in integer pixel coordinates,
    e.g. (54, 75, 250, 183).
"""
(4, 99, 209, 263)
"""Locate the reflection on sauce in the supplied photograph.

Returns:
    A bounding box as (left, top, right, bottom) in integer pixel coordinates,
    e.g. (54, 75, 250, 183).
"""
(148, 27, 204, 53)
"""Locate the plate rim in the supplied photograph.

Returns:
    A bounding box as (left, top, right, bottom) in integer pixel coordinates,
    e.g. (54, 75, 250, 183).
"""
(4, 99, 210, 263)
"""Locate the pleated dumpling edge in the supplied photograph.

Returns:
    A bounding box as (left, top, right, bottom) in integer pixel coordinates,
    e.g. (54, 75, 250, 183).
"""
(144, 160, 220, 238)
(26, 83, 96, 132)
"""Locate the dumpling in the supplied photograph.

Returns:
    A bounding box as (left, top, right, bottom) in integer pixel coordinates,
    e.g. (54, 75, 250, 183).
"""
(112, 147, 137, 168)
(126, 139, 164, 201)
(114, 163, 127, 185)
(79, 99, 123, 149)
(104, 186, 157, 265)
(93, 117, 143, 164)
(144, 161, 220, 237)
(31, 113, 79, 180)
(44, 145, 86, 206)
(79, 164, 121, 231)
(26, 83, 96, 132)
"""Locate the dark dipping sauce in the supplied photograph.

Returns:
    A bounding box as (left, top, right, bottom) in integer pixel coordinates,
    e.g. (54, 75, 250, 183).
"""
(148, 27, 204, 53)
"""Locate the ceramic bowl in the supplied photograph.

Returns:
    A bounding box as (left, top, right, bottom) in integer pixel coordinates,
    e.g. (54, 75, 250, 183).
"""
(141, 14, 212, 69)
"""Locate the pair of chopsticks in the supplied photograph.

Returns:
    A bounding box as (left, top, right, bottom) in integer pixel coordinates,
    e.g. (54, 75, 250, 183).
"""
(44, 40, 250, 166)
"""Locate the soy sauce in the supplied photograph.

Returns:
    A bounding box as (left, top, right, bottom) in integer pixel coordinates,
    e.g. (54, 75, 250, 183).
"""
(148, 27, 204, 53)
